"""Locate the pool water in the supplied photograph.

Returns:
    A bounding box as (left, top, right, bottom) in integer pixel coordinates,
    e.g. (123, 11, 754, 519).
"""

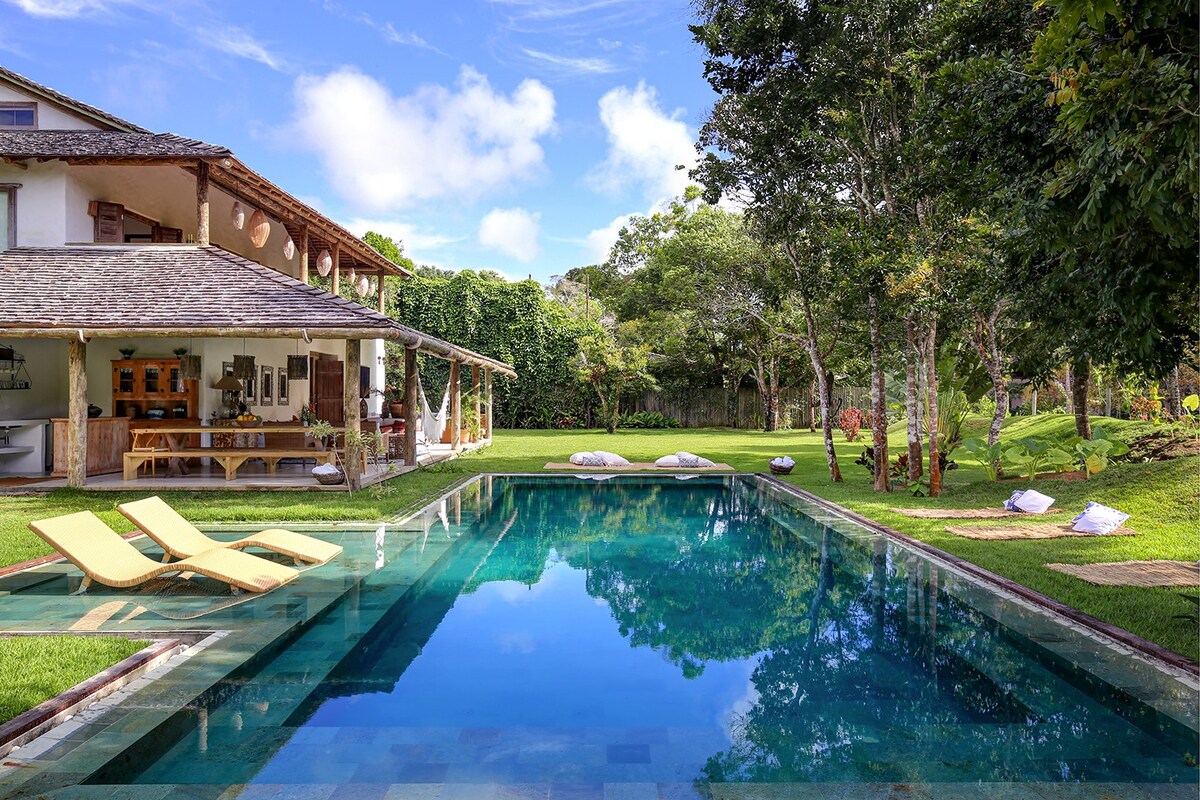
(109, 476, 1197, 791)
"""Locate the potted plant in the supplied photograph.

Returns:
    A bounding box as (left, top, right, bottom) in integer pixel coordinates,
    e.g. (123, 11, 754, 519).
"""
(462, 402, 481, 444)
(299, 403, 317, 426)
(309, 419, 336, 451)
(119, 347, 136, 359)
(386, 385, 404, 418)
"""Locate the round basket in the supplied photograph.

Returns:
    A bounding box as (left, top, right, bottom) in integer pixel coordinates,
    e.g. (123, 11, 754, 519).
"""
(314, 469, 345, 486)
(233, 419, 263, 428)
(769, 463, 793, 475)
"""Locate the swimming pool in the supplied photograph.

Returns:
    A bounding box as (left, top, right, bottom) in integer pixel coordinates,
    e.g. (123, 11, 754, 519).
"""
(11, 476, 1200, 797)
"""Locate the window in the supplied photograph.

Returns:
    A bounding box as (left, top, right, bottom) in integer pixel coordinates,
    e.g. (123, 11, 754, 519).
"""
(0, 185, 16, 251)
(0, 103, 36, 129)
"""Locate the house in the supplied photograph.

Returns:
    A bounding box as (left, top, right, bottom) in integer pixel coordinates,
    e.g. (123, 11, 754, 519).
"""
(0, 65, 513, 488)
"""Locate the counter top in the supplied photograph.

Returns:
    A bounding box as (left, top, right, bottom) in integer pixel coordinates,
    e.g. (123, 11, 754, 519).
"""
(0, 419, 49, 427)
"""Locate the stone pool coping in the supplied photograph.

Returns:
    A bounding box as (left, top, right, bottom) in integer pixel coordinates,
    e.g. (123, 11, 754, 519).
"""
(0, 633, 193, 757)
(758, 473, 1200, 677)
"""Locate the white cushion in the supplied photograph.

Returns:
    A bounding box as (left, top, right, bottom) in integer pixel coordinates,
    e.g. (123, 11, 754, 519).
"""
(1013, 489, 1056, 514)
(569, 452, 593, 466)
(1072, 502, 1130, 535)
(655, 455, 680, 467)
(593, 450, 630, 467)
(676, 451, 715, 468)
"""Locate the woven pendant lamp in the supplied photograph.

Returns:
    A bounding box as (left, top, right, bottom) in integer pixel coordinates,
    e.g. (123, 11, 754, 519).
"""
(284, 238, 296, 260)
(356, 275, 369, 295)
(287, 354, 309, 380)
(346, 263, 356, 284)
(233, 354, 256, 380)
(231, 201, 245, 230)
(248, 209, 270, 248)
(317, 249, 333, 277)
(179, 355, 202, 380)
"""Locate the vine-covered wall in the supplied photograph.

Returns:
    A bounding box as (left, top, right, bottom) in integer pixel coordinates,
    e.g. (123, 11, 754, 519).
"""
(390, 272, 602, 428)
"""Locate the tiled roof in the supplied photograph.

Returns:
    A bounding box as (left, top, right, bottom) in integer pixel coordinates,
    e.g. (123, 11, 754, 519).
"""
(0, 130, 230, 159)
(0, 65, 149, 133)
(0, 246, 515, 375)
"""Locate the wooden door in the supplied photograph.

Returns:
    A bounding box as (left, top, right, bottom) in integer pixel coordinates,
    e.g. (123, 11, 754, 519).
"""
(313, 357, 344, 425)
(91, 201, 124, 243)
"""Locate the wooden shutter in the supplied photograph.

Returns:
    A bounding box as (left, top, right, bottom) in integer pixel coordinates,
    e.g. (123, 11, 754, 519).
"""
(91, 201, 124, 243)
(151, 225, 183, 243)
(314, 358, 345, 426)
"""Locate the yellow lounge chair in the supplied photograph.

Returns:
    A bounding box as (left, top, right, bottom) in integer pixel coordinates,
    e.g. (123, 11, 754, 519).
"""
(29, 511, 298, 594)
(117, 496, 343, 566)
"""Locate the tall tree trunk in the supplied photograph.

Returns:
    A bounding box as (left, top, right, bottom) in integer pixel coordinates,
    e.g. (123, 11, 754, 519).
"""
(818, 368, 842, 481)
(1072, 357, 1092, 439)
(768, 356, 780, 431)
(1164, 365, 1184, 419)
(923, 322, 941, 497)
(808, 379, 817, 432)
(869, 294, 890, 492)
(1063, 364, 1074, 414)
(1030, 388, 1038, 416)
(753, 355, 773, 432)
(904, 314, 923, 483)
(970, 306, 1008, 448)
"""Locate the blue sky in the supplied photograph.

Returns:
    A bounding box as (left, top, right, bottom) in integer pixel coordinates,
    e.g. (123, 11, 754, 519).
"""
(1, 0, 717, 281)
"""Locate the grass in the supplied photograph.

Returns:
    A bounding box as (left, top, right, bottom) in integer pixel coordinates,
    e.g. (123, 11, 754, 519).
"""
(0, 415, 1195, 658)
(0, 636, 146, 722)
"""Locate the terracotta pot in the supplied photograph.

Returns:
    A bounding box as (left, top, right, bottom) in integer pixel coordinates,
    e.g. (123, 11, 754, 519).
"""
(390, 403, 405, 418)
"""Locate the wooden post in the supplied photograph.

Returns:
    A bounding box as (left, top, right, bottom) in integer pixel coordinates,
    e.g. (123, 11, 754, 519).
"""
(485, 368, 493, 441)
(344, 339, 361, 488)
(403, 346, 418, 466)
(472, 365, 481, 445)
(298, 223, 309, 284)
(331, 242, 341, 295)
(195, 160, 210, 246)
(449, 360, 462, 452)
(376, 273, 386, 314)
(67, 338, 88, 488)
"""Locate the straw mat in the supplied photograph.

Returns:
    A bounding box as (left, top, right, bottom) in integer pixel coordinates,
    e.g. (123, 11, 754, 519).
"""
(892, 507, 1065, 520)
(1046, 560, 1200, 587)
(945, 523, 1136, 540)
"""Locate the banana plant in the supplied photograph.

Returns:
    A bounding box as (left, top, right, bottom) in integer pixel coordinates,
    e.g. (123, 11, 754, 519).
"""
(1003, 437, 1074, 482)
(962, 437, 1004, 481)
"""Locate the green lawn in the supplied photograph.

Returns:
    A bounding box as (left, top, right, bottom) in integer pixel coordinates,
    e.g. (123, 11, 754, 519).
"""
(0, 636, 146, 722)
(0, 416, 1195, 659)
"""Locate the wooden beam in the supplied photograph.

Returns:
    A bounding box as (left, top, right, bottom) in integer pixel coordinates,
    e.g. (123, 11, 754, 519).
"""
(403, 346, 419, 466)
(485, 368, 493, 441)
(449, 360, 462, 452)
(472, 365, 481, 445)
(331, 241, 341, 296)
(343, 339, 362, 489)
(298, 222, 309, 284)
(195, 160, 210, 246)
(67, 338, 88, 488)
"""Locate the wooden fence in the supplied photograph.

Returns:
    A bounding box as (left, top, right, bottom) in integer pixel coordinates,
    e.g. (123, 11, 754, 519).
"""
(628, 386, 870, 429)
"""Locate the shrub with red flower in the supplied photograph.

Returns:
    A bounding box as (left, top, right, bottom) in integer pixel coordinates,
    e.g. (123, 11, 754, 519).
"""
(838, 407, 869, 442)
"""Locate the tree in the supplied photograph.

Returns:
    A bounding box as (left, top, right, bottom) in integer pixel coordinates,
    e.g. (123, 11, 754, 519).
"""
(575, 328, 658, 433)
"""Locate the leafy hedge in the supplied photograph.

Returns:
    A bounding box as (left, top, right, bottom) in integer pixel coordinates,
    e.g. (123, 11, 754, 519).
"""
(390, 272, 602, 428)
(619, 411, 681, 429)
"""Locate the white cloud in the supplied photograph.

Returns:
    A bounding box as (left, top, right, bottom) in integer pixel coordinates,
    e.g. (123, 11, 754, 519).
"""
(588, 81, 696, 201)
(210, 27, 286, 71)
(584, 212, 631, 262)
(291, 66, 556, 211)
(479, 208, 541, 262)
(4, 0, 125, 17)
(380, 23, 440, 52)
(343, 217, 461, 254)
(521, 48, 617, 75)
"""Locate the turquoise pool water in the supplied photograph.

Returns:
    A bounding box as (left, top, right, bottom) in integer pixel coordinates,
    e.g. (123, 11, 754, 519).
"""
(84, 476, 1200, 794)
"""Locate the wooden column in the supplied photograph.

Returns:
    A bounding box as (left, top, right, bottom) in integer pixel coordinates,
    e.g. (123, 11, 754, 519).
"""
(403, 346, 419, 465)
(195, 160, 210, 246)
(331, 242, 341, 295)
(66, 338, 88, 488)
(376, 273, 386, 314)
(449, 360, 462, 452)
(472, 365, 481, 445)
(484, 368, 493, 441)
(343, 339, 361, 488)
(298, 223, 309, 284)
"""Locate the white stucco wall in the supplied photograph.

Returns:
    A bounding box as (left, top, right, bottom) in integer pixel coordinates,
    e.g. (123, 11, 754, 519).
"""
(0, 85, 104, 130)
(0, 161, 69, 246)
(0, 339, 67, 420)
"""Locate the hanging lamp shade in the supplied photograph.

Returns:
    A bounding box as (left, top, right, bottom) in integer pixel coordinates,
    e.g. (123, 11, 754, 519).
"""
(214, 375, 243, 392)
(346, 263, 356, 284)
(356, 275, 369, 295)
(231, 201, 245, 230)
(247, 209, 270, 248)
(367, 275, 378, 295)
(232, 355, 256, 380)
(178, 355, 202, 381)
(287, 354, 309, 380)
(284, 238, 296, 260)
(317, 249, 333, 277)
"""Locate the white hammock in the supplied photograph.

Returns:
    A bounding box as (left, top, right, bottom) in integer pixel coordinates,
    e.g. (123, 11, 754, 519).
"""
(419, 373, 450, 446)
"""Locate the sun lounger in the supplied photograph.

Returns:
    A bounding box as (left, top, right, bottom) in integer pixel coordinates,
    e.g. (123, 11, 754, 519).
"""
(28, 511, 298, 594)
(117, 496, 343, 566)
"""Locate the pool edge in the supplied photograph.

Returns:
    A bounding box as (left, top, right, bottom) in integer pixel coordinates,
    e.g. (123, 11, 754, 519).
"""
(756, 472, 1200, 678)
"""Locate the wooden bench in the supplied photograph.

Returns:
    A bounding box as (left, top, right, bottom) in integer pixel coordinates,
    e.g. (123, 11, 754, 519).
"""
(123, 448, 335, 481)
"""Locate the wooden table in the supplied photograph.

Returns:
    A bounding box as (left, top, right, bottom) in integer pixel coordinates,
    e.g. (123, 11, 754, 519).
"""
(129, 425, 343, 479)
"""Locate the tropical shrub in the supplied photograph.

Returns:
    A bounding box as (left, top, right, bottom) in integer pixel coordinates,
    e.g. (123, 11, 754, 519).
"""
(1064, 430, 1129, 479)
(838, 407, 868, 442)
(620, 411, 681, 429)
(1002, 437, 1074, 482)
(961, 438, 1005, 482)
(937, 388, 972, 454)
(1130, 394, 1162, 422)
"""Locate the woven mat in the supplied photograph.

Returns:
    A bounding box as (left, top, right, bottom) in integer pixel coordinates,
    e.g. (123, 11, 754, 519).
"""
(945, 523, 1136, 540)
(1046, 560, 1200, 587)
(544, 462, 734, 472)
(892, 507, 1065, 520)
